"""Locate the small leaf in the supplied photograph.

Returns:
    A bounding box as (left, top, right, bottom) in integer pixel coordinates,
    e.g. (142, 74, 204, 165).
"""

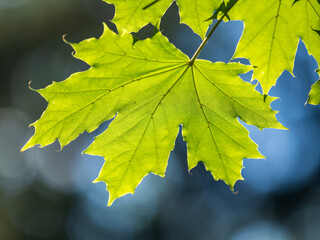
(308, 76, 320, 105)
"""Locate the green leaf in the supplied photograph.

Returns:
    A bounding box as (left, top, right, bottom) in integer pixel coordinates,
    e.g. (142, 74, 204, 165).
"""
(105, 0, 222, 39)
(308, 72, 320, 105)
(22, 25, 285, 205)
(229, 0, 320, 94)
(105, 0, 171, 33)
(178, 0, 222, 38)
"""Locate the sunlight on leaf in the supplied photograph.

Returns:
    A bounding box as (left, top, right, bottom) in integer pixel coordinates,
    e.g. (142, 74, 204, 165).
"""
(229, 0, 320, 94)
(22, 25, 285, 205)
(105, 0, 222, 39)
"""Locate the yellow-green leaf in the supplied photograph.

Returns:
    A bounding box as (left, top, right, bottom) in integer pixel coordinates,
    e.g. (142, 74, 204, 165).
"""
(308, 71, 320, 105)
(22, 25, 284, 205)
(105, 0, 222, 39)
(230, 0, 320, 94)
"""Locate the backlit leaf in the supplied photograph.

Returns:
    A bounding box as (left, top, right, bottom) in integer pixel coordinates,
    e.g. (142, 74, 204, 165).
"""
(308, 71, 320, 105)
(229, 0, 320, 94)
(22, 25, 284, 205)
(105, 0, 222, 39)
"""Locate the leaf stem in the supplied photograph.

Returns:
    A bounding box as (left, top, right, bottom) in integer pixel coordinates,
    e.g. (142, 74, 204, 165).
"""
(188, 0, 238, 66)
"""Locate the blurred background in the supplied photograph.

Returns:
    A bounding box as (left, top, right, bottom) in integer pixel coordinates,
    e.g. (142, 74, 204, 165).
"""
(1, 0, 320, 239)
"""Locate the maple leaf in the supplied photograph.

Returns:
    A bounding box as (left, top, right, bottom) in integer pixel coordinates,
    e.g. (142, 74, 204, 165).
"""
(229, 0, 320, 94)
(104, 0, 222, 39)
(308, 70, 320, 105)
(22, 24, 285, 205)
